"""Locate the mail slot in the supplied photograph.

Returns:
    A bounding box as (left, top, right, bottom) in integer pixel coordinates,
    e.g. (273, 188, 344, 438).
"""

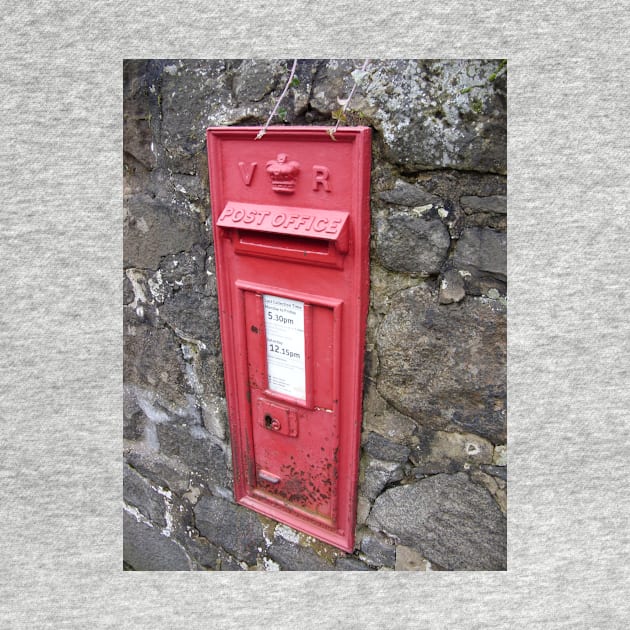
(207, 126, 371, 552)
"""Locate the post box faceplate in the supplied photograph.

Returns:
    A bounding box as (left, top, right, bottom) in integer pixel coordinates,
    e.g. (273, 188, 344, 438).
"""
(207, 127, 371, 552)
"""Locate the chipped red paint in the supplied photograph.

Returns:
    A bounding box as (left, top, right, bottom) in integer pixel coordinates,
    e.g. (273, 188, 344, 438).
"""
(207, 127, 371, 552)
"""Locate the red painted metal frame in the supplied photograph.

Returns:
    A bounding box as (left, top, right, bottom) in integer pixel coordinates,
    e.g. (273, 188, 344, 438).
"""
(206, 126, 371, 552)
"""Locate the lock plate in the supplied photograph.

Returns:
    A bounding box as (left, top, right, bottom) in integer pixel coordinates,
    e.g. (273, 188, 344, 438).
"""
(256, 398, 298, 438)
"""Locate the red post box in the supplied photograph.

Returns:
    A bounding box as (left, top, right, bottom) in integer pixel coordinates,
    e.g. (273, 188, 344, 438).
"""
(206, 126, 371, 552)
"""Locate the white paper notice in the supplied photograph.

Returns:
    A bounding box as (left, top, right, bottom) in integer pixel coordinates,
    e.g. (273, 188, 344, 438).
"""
(263, 294, 306, 400)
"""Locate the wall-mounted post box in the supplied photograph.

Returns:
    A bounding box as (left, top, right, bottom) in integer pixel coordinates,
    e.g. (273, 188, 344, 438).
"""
(206, 126, 371, 552)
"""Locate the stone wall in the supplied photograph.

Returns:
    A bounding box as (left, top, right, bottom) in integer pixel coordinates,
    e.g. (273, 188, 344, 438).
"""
(123, 59, 507, 571)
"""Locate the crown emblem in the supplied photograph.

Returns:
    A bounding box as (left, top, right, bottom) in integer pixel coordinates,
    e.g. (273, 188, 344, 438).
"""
(266, 153, 300, 193)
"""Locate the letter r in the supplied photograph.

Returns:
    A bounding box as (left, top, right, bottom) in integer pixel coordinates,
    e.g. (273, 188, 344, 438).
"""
(312, 165, 331, 191)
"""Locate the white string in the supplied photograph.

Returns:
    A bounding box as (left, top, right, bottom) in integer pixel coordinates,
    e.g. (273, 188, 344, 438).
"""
(328, 58, 370, 140)
(255, 58, 370, 141)
(255, 59, 298, 140)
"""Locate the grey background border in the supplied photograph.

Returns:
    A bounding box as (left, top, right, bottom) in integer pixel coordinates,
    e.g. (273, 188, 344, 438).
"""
(2, 1, 629, 627)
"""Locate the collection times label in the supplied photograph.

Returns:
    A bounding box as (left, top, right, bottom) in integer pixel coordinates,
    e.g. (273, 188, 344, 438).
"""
(263, 295, 306, 400)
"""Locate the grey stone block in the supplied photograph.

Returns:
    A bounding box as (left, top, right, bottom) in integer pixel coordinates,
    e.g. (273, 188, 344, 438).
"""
(123, 464, 166, 527)
(410, 430, 494, 476)
(159, 291, 219, 348)
(218, 550, 246, 571)
(364, 60, 506, 173)
(334, 556, 375, 571)
(460, 195, 507, 215)
(123, 323, 191, 412)
(159, 60, 235, 172)
(363, 432, 411, 464)
(367, 473, 506, 570)
(123, 409, 145, 442)
(156, 423, 231, 490)
(185, 534, 221, 570)
(395, 545, 436, 571)
(123, 511, 191, 571)
(124, 451, 191, 495)
(193, 495, 264, 566)
(123, 194, 206, 270)
(377, 285, 506, 443)
(379, 180, 444, 207)
(376, 211, 450, 275)
(481, 465, 508, 481)
(438, 269, 466, 304)
(359, 532, 396, 568)
(453, 227, 507, 281)
(123, 61, 158, 171)
(361, 456, 404, 501)
(266, 537, 335, 571)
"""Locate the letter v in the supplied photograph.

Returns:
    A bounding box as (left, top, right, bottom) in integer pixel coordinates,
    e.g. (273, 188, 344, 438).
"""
(238, 161, 257, 186)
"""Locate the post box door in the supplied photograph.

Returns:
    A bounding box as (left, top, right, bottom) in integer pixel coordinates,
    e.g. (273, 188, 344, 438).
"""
(207, 126, 370, 552)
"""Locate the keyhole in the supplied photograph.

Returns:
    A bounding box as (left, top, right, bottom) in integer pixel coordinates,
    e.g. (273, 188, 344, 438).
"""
(264, 414, 280, 431)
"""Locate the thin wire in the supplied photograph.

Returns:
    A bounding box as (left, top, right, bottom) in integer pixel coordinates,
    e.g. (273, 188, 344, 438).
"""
(255, 59, 298, 140)
(329, 58, 370, 140)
